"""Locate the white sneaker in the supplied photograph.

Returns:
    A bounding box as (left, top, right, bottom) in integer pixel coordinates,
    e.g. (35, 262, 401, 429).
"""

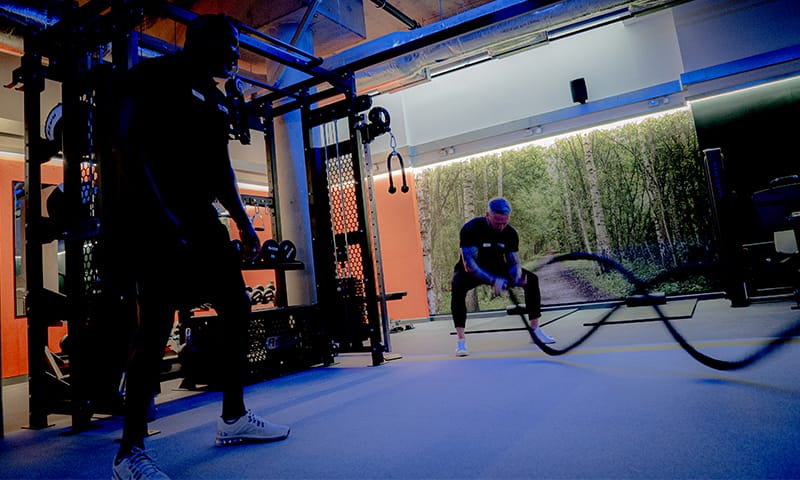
(112, 447, 170, 480)
(215, 410, 290, 446)
(455, 339, 469, 357)
(534, 327, 556, 344)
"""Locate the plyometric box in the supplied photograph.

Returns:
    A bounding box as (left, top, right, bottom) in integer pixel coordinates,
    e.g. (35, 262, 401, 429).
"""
(178, 305, 334, 389)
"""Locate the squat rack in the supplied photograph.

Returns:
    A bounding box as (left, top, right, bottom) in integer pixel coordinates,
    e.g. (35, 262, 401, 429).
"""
(8, 0, 390, 433)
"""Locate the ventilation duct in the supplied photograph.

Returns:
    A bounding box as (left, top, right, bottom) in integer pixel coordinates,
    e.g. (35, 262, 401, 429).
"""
(0, 1, 686, 96)
(331, 0, 686, 95)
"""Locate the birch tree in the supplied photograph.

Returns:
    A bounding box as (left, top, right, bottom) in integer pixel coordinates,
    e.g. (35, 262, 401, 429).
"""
(415, 171, 435, 315)
(583, 133, 612, 256)
(462, 166, 478, 312)
(639, 124, 675, 267)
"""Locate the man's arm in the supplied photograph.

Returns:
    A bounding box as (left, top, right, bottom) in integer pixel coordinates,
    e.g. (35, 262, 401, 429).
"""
(215, 159, 261, 261)
(507, 251, 523, 285)
(462, 246, 507, 294)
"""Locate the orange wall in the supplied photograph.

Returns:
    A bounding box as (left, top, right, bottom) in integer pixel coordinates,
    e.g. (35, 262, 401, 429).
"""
(1, 168, 430, 378)
(0, 172, 276, 379)
(373, 174, 430, 322)
(1, 157, 66, 378)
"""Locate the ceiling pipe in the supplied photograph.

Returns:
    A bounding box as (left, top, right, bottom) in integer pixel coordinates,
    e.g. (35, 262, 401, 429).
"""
(338, 0, 685, 95)
(255, 0, 684, 104)
(0, 1, 61, 31)
(271, 0, 322, 87)
(368, 0, 422, 30)
(1, 0, 689, 102)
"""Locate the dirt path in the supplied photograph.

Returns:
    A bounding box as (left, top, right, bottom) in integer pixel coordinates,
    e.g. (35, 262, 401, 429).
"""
(533, 254, 607, 305)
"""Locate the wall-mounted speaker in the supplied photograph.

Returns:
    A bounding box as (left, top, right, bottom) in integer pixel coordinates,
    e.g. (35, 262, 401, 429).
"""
(570, 78, 588, 104)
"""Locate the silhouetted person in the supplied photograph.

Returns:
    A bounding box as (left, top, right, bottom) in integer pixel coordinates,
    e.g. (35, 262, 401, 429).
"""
(113, 14, 289, 480)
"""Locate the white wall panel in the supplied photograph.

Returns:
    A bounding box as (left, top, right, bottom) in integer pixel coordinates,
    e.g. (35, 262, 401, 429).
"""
(674, 0, 800, 72)
(378, 9, 682, 150)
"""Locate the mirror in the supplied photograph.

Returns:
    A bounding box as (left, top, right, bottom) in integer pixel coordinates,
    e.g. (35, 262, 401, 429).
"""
(14, 181, 66, 317)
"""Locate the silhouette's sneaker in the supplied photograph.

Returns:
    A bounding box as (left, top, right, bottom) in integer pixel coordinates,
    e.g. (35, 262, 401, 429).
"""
(455, 339, 469, 357)
(112, 447, 170, 480)
(216, 410, 290, 446)
(533, 327, 556, 344)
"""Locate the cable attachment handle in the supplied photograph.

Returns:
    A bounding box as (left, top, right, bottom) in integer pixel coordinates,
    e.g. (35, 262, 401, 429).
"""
(387, 132, 408, 194)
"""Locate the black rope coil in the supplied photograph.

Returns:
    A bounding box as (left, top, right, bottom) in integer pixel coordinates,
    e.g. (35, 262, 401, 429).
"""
(510, 252, 800, 371)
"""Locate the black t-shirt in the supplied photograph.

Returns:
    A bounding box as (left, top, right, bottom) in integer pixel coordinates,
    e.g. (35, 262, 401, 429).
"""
(122, 53, 234, 240)
(454, 216, 519, 275)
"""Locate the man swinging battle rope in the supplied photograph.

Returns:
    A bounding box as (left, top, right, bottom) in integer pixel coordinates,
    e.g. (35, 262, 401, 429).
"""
(451, 197, 556, 356)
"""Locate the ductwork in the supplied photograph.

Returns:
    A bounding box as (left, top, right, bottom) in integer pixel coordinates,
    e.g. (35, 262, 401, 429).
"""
(0, 1, 61, 55)
(335, 0, 686, 94)
(0, 0, 685, 95)
(0, 1, 60, 30)
(0, 2, 60, 34)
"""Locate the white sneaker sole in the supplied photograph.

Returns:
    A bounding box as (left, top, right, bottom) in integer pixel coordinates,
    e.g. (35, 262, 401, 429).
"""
(532, 329, 556, 344)
(215, 429, 290, 446)
(533, 335, 556, 345)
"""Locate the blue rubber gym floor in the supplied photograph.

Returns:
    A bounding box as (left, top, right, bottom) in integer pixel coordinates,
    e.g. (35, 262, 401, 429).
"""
(2, 297, 800, 479)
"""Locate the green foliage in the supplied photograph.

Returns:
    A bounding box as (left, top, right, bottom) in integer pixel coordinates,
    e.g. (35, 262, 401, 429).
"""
(415, 109, 718, 314)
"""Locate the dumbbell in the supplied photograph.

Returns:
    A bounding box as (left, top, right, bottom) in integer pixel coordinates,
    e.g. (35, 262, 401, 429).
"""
(251, 285, 265, 304)
(278, 239, 296, 262)
(262, 284, 275, 304)
(259, 239, 280, 265)
(232, 239, 251, 265)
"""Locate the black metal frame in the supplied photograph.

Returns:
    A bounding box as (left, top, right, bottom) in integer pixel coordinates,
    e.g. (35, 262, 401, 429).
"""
(304, 94, 388, 366)
(7, 0, 506, 431)
(10, 0, 363, 432)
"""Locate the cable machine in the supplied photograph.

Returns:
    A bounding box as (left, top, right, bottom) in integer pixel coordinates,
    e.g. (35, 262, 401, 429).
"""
(301, 96, 392, 366)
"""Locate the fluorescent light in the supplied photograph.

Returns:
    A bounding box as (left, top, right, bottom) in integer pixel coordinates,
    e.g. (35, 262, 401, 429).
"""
(0, 151, 25, 160)
(428, 52, 493, 78)
(238, 182, 270, 193)
(413, 106, 690, 172)
(547, 7, 630, 40)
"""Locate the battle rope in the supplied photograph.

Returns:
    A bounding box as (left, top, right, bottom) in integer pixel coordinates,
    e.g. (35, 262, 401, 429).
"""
(510, 252, 800, 371)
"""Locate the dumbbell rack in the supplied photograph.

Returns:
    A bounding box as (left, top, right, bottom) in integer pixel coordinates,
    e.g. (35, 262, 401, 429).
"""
(178, 304, 333, 388)
(244, 261, 304, 308)
(176, 259, 334, 388)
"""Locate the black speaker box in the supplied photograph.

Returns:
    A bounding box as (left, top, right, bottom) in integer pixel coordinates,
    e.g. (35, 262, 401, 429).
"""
(570, 78, 588, 104)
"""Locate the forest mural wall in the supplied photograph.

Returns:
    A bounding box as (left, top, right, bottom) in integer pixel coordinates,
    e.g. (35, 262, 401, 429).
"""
(414, 109, 720, 315)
